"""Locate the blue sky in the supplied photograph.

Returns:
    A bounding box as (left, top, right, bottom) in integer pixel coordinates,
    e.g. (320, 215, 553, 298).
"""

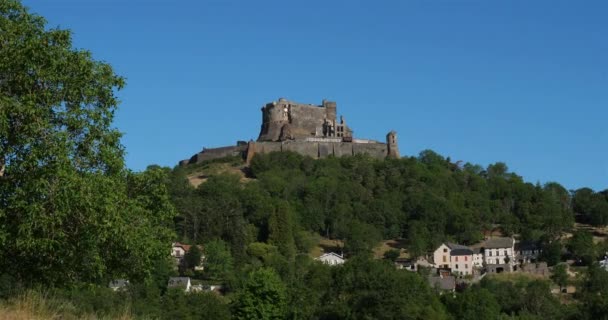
(24, 0, 607, 191)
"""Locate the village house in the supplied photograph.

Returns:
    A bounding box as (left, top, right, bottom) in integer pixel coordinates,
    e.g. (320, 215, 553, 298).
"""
(482, 237, 515, 273)
(427, 275, 456, 293)
(108, 279, 129, 292)
(171, 242, 191, 265)
(315, 252, 345, 266)
(394, 256, 432, 272)
(433, 243, 474, 275)
(171, 242, 204, 270)
(168, 277, 192, 293)
(515, 241, 542, 264)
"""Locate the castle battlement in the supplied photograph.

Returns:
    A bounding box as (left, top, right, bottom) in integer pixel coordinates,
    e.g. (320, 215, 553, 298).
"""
(179, 98, 399, 166)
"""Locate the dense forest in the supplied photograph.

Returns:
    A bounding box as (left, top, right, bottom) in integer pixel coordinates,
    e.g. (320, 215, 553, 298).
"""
(2, 0, 608, 319)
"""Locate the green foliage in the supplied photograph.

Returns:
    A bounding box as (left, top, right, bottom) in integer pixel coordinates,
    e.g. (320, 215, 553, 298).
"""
(184, 244, 203, 270)
(0, 0, 175, 286)
(384, 249, 401, 262)
(573, 188, 608, 226)
(550, 264, 569, 290)
(232, 268, 288, 320)
(162, 289, 231, 320)
(568, 230, 596, 265)
(443, 287, 501, 320)
(540, 240, 562, 266)
(204, 239, 234, 280)
(326, 256, 448, 319)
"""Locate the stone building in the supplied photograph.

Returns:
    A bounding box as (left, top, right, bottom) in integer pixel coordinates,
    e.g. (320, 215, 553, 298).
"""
(180, 98, 400, 166)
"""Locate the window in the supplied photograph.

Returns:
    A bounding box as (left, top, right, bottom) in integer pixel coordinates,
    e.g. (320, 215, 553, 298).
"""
(465, 256, 468, 261)
(503, 250, 506, 256)
(455, 257, 459, 262)
(443, 256, 447, 262)
(489, 251, 492, 256)
(465, 264, 468, 269)
(455, 264, 459, 269)
(443, 248, 448, 253)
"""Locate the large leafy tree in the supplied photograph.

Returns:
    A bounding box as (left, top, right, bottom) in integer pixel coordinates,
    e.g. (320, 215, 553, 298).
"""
(0, 1, 174, 285)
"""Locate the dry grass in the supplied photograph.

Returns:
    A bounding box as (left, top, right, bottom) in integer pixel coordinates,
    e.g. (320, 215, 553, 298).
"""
(373, 239, 408, 259)
(0, 291, 133, 320)
(310, 238, 344, 258)
(187, 162, 251, 187)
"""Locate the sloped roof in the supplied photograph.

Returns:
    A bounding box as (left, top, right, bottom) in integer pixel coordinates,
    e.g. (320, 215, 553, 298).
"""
(451, 248, 473, 256)
(168, 277, 191, 288)
(428, 276, 455, 291)
(483, 237, 514, 249)
(316, 252, 344, 260)
(446, 243, 470, 250)
(515, 241, 541, 251)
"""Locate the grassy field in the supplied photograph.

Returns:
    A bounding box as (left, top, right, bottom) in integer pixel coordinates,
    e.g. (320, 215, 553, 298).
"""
(0, 291, 132, 320)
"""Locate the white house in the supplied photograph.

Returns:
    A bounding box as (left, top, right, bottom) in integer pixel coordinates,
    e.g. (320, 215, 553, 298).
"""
(482, 237, 515, 272)
(108, 279, 129, 292)
(472, 248, 484, 268)
(168, 277, 192, 292)
(171, 242, 204, 270)
(171, 242, 191, 265)
(316, 252, 345, 266)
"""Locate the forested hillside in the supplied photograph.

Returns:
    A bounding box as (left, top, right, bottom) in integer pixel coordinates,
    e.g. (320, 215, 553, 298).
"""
(170, 151, 591, 259)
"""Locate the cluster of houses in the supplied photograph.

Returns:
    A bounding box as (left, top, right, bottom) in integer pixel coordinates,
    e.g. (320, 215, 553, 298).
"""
(313, 237, 544, 293)
(110, 237, 545, 294)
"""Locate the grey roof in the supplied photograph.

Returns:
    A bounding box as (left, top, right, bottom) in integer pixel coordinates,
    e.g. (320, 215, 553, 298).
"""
(428, 276, 455, 291)
(483, 237, 514, 249)
(446, 243, 470, 250)
(168, 277, 191, 288)
(451, 248, 473, 256)
(515, 241, 540, 251)
(109, 279, 129, 288)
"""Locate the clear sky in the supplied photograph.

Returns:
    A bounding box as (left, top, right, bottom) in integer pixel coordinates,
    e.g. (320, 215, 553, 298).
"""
(23, 0, 607, 191)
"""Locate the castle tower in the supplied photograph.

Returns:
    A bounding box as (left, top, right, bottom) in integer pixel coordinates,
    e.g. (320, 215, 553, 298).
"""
(258, 99, 290, 141)
(386, 130, 399, 158)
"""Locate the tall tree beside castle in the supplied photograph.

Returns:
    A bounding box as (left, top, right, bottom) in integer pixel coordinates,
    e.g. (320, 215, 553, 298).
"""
(0, 0, 175, 285)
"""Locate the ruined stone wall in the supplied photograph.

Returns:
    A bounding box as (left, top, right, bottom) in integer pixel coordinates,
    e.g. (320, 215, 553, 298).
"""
(180, 144, 247, 166)
(245, 140, 389, 163)
(288, 104, 328, 138)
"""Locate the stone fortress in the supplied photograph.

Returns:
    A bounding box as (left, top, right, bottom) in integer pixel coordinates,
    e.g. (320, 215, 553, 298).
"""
(179, 98, 399, 166)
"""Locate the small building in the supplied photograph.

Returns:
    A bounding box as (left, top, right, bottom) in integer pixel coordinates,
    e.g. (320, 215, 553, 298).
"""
(433, 243, 474, 275)
(472, 248, 484, 268)
(428, 275, 456, 293)
(481, 237, 515, 272)
(109, 279, 129, 292)
(171, 242, 192, 265)
(316, 252, 345, 266)
(515, 241, 542, 264)
(450, 247, 474, 276)
(171, 242, 204, 270)
(600, 257, 608, 271)
(395, 258, 416, 271)
(168, 277, 192, 293)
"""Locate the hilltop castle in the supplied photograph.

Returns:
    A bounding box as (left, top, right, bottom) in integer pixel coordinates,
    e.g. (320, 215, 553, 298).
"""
(179, 98, 399, 166)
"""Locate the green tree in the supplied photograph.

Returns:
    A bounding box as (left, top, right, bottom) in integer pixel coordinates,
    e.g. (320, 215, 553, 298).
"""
(204, 239, 234, 280)
(383, 249, 401, 262)
(0, 1, 174, 285)
(540, 240, 562, 266)
(232, 268, 287, 320)
(550, 264, 569, 291)
(184, 244, 202, 270)
(268, 201, 297, 261)
(568, 231, 596, 265)
(443, 287, 501, 320)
